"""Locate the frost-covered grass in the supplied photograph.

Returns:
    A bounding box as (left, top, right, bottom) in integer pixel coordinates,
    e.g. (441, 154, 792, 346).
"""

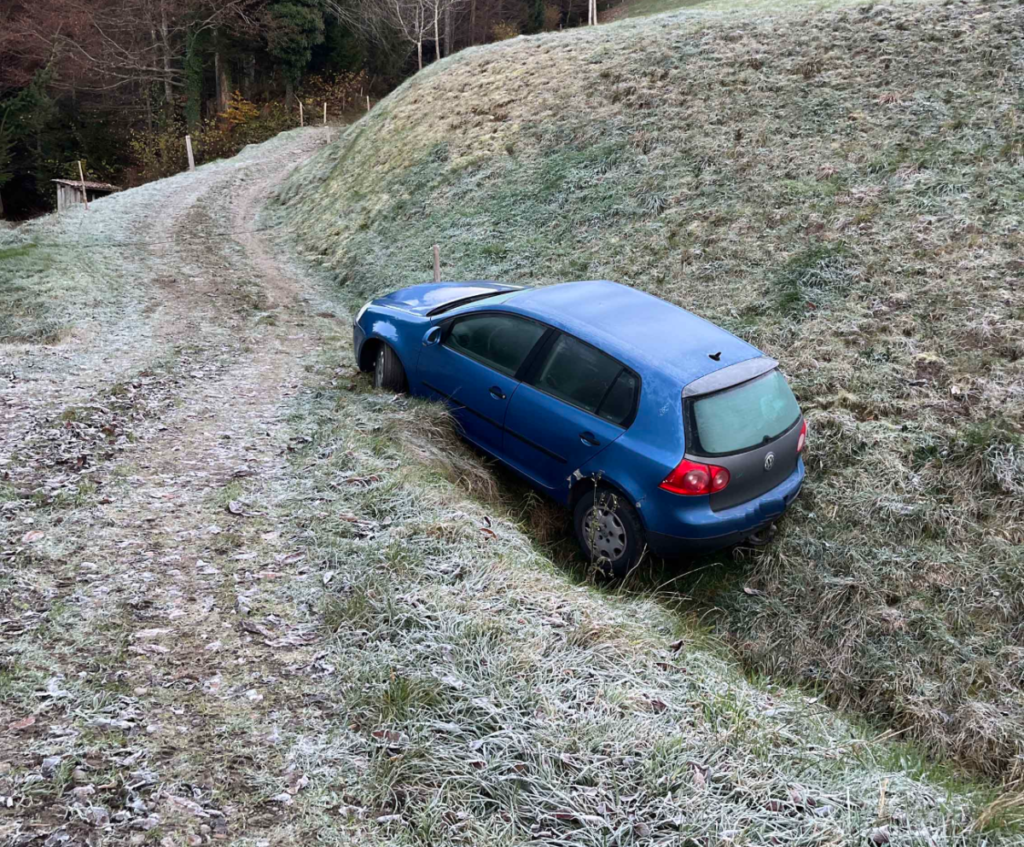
(237, 364, 1017, 844)
(274, 0, 1024, 779)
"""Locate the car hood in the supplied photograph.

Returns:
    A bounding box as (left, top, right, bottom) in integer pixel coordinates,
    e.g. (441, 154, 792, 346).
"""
(377, 281, 517, 316)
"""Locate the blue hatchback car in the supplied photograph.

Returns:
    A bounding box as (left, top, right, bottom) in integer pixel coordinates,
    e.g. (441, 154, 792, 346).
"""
(353, 280, 806, 576)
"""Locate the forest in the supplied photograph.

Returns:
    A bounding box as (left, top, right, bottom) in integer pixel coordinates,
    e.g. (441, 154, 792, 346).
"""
(0, 0, 594, 219)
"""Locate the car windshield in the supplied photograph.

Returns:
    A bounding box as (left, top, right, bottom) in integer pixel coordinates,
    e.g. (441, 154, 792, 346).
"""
(689, 370, 800, 455)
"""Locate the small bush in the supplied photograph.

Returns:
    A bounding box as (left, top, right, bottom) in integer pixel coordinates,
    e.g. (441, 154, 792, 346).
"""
(491, 21, 521, 41)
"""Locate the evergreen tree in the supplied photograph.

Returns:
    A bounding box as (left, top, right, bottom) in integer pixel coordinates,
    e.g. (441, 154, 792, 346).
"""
(266, 0, 326, 106)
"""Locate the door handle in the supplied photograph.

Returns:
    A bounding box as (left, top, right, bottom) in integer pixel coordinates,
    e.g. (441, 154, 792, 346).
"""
(579, 431, 600, 446)
(489, 386, 506, 400)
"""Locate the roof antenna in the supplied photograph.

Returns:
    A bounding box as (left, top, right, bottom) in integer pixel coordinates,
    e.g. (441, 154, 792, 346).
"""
(709, 351, 722, 361)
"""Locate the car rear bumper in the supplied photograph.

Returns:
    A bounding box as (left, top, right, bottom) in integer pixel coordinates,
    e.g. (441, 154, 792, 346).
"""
(643, 458, 804, 558)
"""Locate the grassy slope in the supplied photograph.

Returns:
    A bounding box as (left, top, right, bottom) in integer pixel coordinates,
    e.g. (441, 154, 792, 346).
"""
(274, 0, 1024, 779)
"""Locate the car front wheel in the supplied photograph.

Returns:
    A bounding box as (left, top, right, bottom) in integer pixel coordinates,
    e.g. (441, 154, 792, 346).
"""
(373, 343, 406, 393)
(573, 487, 646, 578)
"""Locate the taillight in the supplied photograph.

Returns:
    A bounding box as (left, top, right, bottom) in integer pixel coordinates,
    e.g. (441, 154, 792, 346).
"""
(797, 419, 807, 454)
(660, 458, 730, 496)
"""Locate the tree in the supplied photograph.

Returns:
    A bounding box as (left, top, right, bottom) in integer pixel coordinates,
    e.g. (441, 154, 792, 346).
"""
(0, 109, 12, 218)
(266, 0, 326, 106)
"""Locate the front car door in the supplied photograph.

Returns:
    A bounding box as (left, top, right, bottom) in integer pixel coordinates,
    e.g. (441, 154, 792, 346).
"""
(502, 332, 639, 492)
(416, 312, 547, 457)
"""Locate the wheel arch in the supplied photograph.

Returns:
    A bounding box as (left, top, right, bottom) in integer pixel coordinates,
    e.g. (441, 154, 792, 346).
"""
(358, 336, 383, 372)
(568, 473, 650, 532)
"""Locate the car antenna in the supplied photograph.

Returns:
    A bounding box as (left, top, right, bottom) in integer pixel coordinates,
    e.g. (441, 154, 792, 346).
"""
(708, 351, 722, 361)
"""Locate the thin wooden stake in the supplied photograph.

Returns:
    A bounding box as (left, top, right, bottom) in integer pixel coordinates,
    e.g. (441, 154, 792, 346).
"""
(185, 135, 195, 172)
(323, 102, 327, 125)
(299, 100, 304, 127)
(78, 160, 89, 210)
(366, 95, 371, 112)
(433, 244, 441, 283)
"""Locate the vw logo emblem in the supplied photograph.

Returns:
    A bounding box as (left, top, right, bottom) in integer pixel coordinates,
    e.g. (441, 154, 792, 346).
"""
(764, 452, 776, 471)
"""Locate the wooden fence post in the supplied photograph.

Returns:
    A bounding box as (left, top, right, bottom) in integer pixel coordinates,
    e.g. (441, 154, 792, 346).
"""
(299, 101, 304, 127)
(185, 135, 195, 172)
(323, 102, 327, 125)
(78, 160, 89, 211)
(433, 244, 441, 283)
(366, 95, 371, 112)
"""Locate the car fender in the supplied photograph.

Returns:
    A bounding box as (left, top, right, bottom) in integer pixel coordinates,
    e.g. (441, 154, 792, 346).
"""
(357, 306, 430, 387)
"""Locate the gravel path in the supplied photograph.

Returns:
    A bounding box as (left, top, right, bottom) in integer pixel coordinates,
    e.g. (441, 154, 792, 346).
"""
(1, 128, 350, 846)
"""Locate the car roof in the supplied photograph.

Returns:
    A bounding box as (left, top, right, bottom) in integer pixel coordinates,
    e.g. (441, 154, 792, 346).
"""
(502, 281, 762, 386)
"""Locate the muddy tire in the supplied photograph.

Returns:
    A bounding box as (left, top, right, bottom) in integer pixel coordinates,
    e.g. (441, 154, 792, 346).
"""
(373, 343, 406, 393)
(573, 487, 646, 578)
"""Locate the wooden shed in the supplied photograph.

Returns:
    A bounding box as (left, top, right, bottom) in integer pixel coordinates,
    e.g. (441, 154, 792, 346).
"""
(53, 179, 121, 211)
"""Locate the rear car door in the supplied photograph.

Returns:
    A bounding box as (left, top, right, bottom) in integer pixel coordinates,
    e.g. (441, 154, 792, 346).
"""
(416, 312, 547, 457)
(502, 332, 639, 491)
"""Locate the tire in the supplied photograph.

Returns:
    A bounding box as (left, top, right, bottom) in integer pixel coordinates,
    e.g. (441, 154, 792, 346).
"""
(373, 343, 406, 393)
(573, 487, 646, 578)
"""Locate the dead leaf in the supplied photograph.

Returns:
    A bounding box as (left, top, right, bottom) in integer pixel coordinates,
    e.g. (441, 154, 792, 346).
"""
(480, 527, 497, 540)
(227, 500, 245, 516)
(134, 628, 172, 640)
(21, 530, 44, 544)
(371, 729, 405, 745)
(669, 639, 684, 652)
(742, 585, 764, 597)
(7, 715, 35, 732)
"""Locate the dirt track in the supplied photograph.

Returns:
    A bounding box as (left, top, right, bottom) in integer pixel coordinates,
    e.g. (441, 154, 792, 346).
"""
(1, 128, 347, 846)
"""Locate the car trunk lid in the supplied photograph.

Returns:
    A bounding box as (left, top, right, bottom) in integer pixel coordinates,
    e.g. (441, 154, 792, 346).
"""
(682, 361, 803, 512)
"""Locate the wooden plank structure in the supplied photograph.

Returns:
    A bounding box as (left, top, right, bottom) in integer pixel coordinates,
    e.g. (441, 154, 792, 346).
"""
(53, 179, 121, 212)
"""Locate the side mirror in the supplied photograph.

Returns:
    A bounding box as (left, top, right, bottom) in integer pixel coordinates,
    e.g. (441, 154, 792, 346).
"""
(423, 326, 442, 345)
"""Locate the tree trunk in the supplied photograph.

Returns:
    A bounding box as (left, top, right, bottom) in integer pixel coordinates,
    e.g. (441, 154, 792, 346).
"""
(159, 2, 173, 106)
(285, 78, 295, 109)
(434, 4, 441, 60)
(445, 4, 452, 57)
(0, 190, 5, 219)
(244, 53, 256, 99)
(470, 0, 476, 45)
(417, 39, 423, 70)
(214, 39, 229, 114)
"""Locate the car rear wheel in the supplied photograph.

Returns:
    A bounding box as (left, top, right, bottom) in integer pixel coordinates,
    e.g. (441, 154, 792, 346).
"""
(373, 343, 406, 393)
(573, 487, 645, 578)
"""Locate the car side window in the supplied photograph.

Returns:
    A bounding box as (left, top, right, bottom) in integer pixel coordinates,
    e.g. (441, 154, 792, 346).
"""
(530, 334, 637, 425)
(444, 314, 546, 377)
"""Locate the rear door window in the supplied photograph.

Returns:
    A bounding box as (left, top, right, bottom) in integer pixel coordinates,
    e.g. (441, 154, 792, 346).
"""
(529, 334, 637, 425)
(444, 314, 546, 377)
(689, 369, 800, 455)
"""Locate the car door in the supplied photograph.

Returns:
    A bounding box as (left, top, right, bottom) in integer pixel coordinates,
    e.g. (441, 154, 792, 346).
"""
(501, 332, 640, 491)
(416, 312, 548, 457)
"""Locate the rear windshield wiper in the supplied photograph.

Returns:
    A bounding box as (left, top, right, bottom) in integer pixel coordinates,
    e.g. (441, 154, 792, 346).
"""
(427, 290, 515, 317)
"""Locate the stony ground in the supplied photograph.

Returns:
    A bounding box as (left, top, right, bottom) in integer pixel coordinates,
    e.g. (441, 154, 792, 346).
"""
(1, 121, 1020, 847)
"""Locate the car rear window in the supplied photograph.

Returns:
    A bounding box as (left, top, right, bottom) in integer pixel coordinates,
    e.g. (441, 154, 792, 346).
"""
(689, 370, 800, 455)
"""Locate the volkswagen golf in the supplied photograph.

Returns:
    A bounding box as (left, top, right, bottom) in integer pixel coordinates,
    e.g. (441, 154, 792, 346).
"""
(353, 280, 806, 576)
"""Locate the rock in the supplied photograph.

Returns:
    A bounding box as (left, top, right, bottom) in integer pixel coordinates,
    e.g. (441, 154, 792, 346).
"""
(41, 756, 62, 777)
(72, 768, 89, 784)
